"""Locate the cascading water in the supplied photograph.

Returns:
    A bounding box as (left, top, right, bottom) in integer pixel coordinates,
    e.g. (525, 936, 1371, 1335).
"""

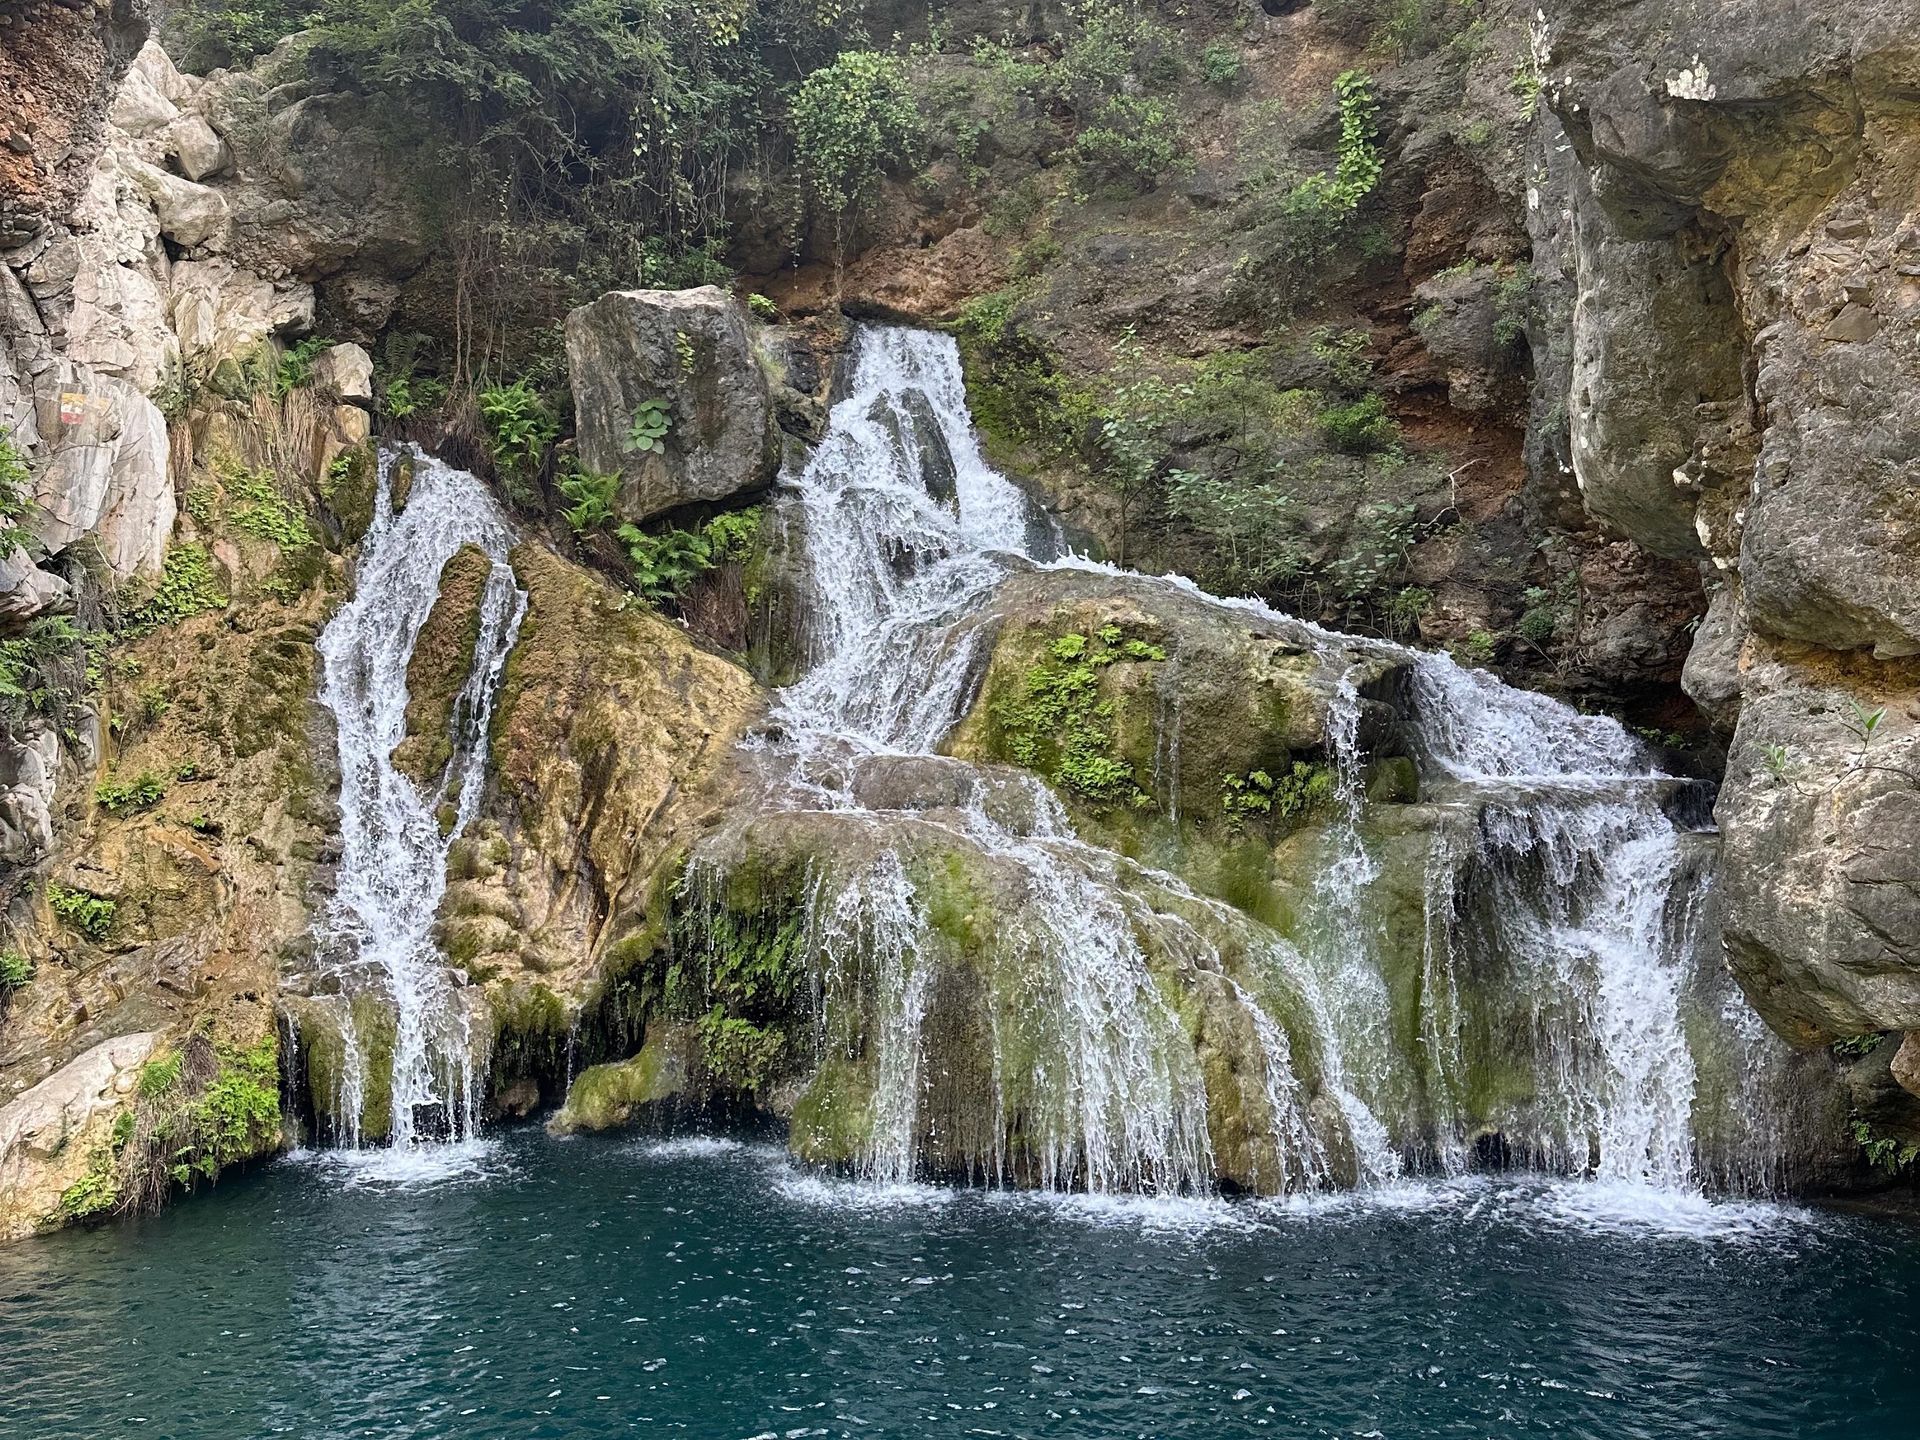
(704, 321, 1796, 1202)
(306, 447, 526, 1152)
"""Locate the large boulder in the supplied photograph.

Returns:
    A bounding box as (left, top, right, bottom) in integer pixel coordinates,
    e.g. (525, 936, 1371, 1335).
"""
(28, 360, 173, 578)
(565, 286, 780, 523)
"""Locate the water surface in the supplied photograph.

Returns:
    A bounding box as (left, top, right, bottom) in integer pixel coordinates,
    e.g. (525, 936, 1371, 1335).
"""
(3, 1129, 1916, 1439)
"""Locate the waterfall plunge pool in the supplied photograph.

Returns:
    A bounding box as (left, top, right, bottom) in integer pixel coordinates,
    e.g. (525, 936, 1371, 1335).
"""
(4, 1127, 1916, 1439)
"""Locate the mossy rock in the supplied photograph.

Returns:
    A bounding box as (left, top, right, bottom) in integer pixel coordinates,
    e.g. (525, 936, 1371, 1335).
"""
(549, 1024, 694, 1134)
(392, 544, 494, 792)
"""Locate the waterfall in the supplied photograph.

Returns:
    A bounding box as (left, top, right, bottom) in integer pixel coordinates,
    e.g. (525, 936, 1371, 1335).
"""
(707, 322, 1795, 1200)
(308, 448, 526, 1151)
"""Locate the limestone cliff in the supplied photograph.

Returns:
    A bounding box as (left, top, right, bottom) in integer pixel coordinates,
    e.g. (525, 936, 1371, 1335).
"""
(1529, 1, 1920, 1142)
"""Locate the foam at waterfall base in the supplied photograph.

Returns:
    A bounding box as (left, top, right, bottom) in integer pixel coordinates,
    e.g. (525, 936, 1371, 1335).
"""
(285, 1138, 508, 1190)
(1261, 1174, 1824, 1242)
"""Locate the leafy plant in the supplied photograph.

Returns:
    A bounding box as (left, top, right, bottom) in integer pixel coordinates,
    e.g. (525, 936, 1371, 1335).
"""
(791, 50, 923, 245)
(271, 336, 334, 398)
(1221, 762, 1336, 828)
(746, 292, 779, 321)
(1319, 392, 1399, 454)
(624, 399, 673, 455)
(0, 949, 32, 993)
(1200, 42, 1245, 92)
(1831, 1033, 1885, 1061)
(47, 883, 116, 942)
(225, 467, 316, 551)
(125, 544, 227, 635)
(616, 524, 717, 606)
(0, 425, 35, 553)
(1070, 95, 1185, 197)
(988, 626, 1164, 807)
(1851, 1116, 1920, 1175)
(96, 772, 168, 815)
(556, 465, 621, 534)
(479, 381, 558, 479)
(0, 615, 93, 729)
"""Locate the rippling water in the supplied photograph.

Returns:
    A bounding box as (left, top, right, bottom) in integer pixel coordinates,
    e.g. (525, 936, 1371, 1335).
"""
(3, 1130, 1916, 1439)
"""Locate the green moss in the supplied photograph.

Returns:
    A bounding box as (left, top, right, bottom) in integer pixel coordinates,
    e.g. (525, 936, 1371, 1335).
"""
(789, 1053, 877, 1166)
(984, 624, 1166, 807)
(552, 1026, 689, 1133)
(321, 444, 378, 546)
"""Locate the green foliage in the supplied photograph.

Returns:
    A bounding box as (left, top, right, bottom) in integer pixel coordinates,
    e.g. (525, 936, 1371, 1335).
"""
(1458, 628, 1497, 665)
(1386, 586, 1433, 637)
(139, 1052, 185, 1100)
(1492, 264, 1534, 347)
(1165, 468, 1303, 595)
(1510, 60, 1544, 119)
(614, 509, 760, 607)
(160, 0, 315, 69)
(1851, 1116, 1920, 1175)
(696, 1008, 788, 1091)
(0, 949, 32, 992)
(1289, 71, 1383, 219)
(96, 772, 168, 815)
(0, 425, 35, 553)
(47, 883, 116, 942)
(1316, 0, 1481, 58)
(556, 465, 620, 534)
(125, 544, 228, 635)
(59, 1154, 120, 1220)
(989, 626, 1163, 807)
(272, 336, 335, 398)
(1220, 762, 1335, 827)
(624, 398, 673, 455)
(1318, 392, 1399, 455)
(746, 292, 780, 320)
(177, 1038, 281, 1183)
(479, 381, 559, 479)
(1069, 96, 1184, 199)
(0, 615, 93, 730)
(617, 526, 715, 606)
(1830, 1033, 1885, 1061)
(226, 467, 317, 551)
(1760, 742, 1798, 781)
(791, 50, 922, 228)
(1050, 0, 1179, 116)
(1200, 42, 1245, 92)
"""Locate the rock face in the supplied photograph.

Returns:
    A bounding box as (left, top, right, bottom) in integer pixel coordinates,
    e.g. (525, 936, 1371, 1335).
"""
(1535, 0, 1920, 1059)
(0, 1032, 162, 1240)
(565, 287, 780, 523)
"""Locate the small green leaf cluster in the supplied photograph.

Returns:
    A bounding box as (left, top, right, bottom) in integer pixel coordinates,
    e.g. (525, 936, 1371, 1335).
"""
(624, 398, 673, 455)
(1851, 1116, 1920, 1174)
(226, 467, 317, 552)
(0, 949, 32, 992)
(0, 615, 93, 729)
(0, 425, 35, 553)
(615, 509, 761, 607)
(47, 882, 116, 942)
(556, 465, 621, 534)
(1220, 762, 1336, 827)
(1069, 96, 1186, 197)
(95, 772, 168, 815)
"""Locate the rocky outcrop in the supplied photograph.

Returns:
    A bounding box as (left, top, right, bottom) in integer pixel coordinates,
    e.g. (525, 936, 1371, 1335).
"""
(947, 566, 1407, 829)
(391, 543, 492, 794)
(565, 287, 780, 523)
(0, 1031, 161, 1240)
(1535, 0, 1920, 1059)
